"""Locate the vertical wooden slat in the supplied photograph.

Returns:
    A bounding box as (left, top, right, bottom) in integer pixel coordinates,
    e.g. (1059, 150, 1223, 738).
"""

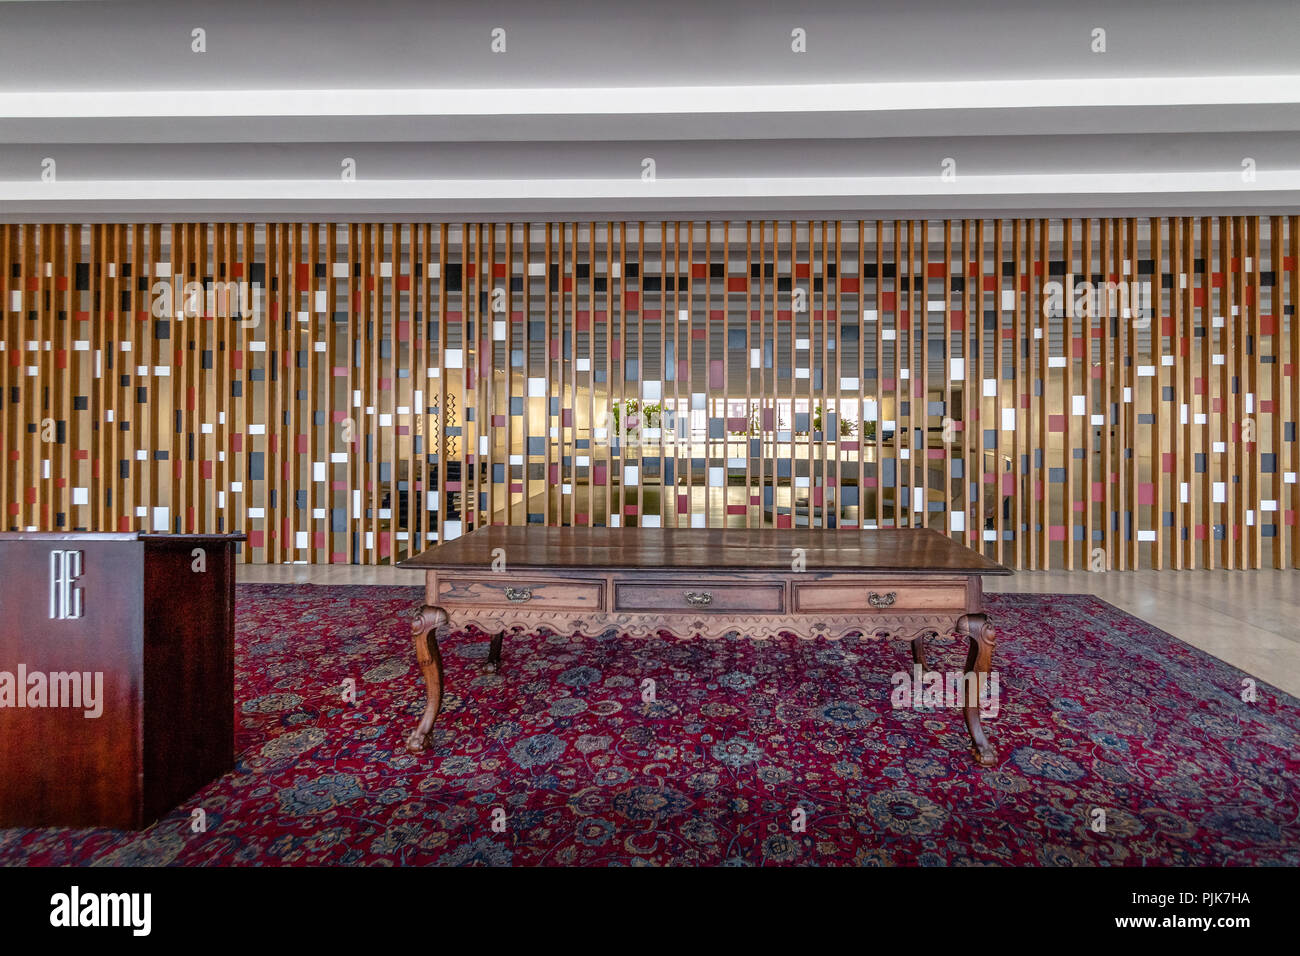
(501, 222, 512, 529)
(742, 221, 752, 529)
(435, 223, 447, 544)
(605, 222, 614, 528)
(969, 219, 982, 554)
(1221, 216, 1235, 568)
(375, 223, 386, 559)
(942, 220, 953, 544)
(857, 220, 868, 532)
(1170, 217, 1183, 570)
(1037, 217, 1049, 568)
(1190, 217, 1196, 567)
(35, 224, 48, 532)
(834, 220, 844, 531)
(1269, 216, 1283, 569)
(758, 221, 767, 528)
(1155, 216, 1167, 569)
(631, 222, 644, 527)
(815, 220, 827, 529)
(1249, 216, 1263, 568)
(1201, 217, 1214, 570)
(57, 226, 72, 531)
(522, 222, 531, 530)
(19, 224, 30, 530)
(1127, 217, 1140, 570)
(874, 221, 883, 533)
(918, 219, 928, 533)
(1, 224, 12, 530)
(477, 220, 486, 531)
(1012, 219, 1025, 567)
(306, 223, 319, 559)
(559, 222, 569, 528)
(1291, 215, 1300, 568)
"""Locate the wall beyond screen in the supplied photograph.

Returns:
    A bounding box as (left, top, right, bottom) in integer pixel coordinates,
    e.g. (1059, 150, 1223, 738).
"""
(2, 219, 1297, 570)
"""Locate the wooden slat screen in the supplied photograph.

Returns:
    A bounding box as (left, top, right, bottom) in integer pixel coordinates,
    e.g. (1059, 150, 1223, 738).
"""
(2, 218, 1297, 570)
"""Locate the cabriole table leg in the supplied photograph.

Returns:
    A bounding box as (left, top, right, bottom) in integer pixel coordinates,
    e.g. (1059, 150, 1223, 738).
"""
(956, 612, 998, 767)
(405, 605, 448, 754)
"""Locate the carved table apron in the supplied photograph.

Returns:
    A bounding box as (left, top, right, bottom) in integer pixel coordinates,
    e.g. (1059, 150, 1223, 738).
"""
(398, 526, 1011, 766)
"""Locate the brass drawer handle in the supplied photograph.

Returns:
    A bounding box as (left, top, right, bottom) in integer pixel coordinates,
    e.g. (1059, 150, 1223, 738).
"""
(868, 591, 897, 608)
(683, 591, 713, 608)
(504, 587, 533, 603)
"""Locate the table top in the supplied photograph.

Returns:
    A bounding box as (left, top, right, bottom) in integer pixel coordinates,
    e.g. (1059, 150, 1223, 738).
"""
(398, 526, 1012, 575)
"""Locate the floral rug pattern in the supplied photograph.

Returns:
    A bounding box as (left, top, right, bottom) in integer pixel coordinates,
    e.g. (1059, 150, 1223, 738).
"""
(2, 585, 1296, 866)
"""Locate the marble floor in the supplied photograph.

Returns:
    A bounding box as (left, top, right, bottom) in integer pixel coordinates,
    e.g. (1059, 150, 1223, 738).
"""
(238, 563, 1300, 698)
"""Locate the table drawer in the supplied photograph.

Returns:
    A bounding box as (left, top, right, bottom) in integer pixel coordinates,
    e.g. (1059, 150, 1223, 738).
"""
(437, 577, 603, 610)
(793, 582, 966, 613)
(614, 582, 785, 613)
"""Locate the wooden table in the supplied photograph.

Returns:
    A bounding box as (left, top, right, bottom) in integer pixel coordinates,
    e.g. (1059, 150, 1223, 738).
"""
(397, 527, 1012, 766)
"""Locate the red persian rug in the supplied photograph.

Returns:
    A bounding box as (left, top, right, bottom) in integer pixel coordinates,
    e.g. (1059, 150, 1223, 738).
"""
(2, 585, 1296, 866)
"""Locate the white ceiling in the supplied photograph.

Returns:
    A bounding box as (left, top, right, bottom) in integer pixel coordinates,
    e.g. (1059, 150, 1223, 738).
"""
(1, 0, 1298, 220)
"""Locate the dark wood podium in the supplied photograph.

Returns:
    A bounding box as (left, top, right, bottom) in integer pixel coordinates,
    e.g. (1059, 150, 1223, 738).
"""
(0, 532, 244, 829)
